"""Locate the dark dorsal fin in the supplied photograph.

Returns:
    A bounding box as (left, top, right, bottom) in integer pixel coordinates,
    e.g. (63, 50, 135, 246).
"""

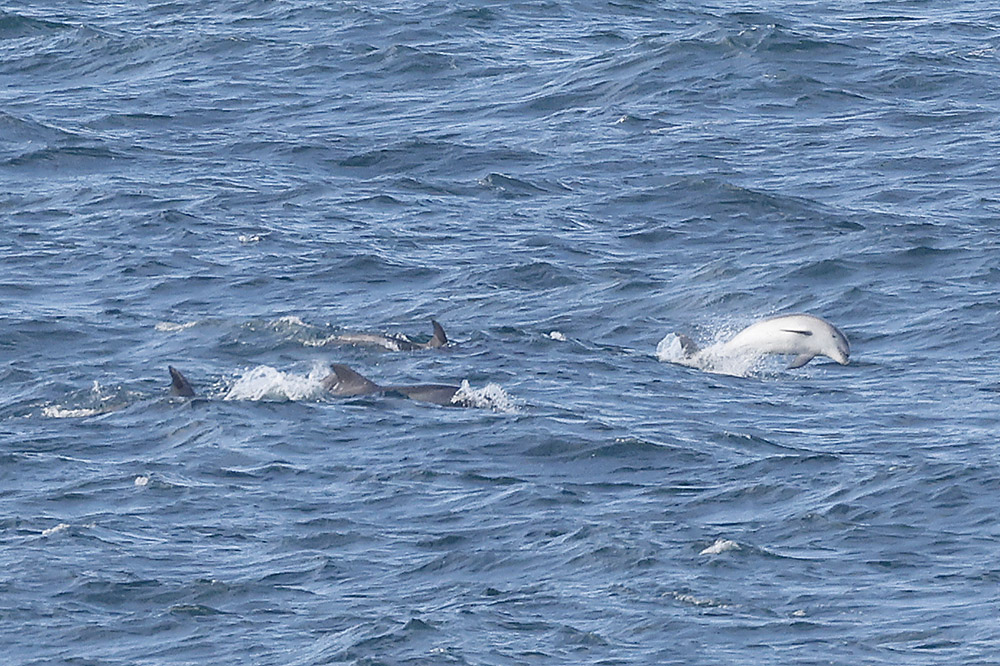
(427, 320, 447, 348)
(168, 366, 195, 397)
(322, 364, 382, 396)
(781, 329, 813, 336)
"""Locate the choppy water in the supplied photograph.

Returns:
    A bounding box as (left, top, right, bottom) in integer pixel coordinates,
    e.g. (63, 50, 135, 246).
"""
(3, 1, 1000, 664)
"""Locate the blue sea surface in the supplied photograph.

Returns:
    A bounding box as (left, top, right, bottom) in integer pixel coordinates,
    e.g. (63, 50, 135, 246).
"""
(2, 1, 1000, 664)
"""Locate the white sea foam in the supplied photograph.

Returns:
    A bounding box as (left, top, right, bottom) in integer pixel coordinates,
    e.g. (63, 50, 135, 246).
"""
(700, 539, 741, 555)
(223, 364, 329, 401)
(452, 380, 519, 413)
(155, 320, 199, 332)
(672, 591, 727, 608)
(548, 331, 567, 341)
(43, 381, 118, 418)
(41, 523, 71, 537)
(134, 475, 150, 487)
(272, 315, 307, 327)
(302, 334, 339, 347)
(42, 405, 106, 418)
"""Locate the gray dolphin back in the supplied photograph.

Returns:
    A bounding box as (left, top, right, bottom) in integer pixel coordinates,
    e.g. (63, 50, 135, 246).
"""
(427, 320, 447, 348)
(321, 363, 461, 406)
(168, 366, 196, 397)
(322, 364, 382, 396)
(385, 383, 460, 406)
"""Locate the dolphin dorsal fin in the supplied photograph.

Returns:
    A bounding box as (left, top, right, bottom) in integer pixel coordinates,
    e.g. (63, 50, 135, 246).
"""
(427, 320, 447, 348)
(168, 366, 196, 397)
(322, 364, 381, 396)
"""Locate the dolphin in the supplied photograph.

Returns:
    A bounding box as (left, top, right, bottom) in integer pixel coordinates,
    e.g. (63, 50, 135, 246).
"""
(166, 362, 464, 406)
(321, 363, 462, 407)
(328, 320, 448, 352)
(678, 314, 850, 369)
(168, 366, 196, 397)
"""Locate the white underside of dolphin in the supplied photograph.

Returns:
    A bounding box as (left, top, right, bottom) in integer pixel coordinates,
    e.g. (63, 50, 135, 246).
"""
(657, 314, 850, 376)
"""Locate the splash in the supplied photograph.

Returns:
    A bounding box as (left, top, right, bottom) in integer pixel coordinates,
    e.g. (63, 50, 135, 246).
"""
(451, 380, 519, 413)
(656, 332, 769, 378)
(42, 381, 123, 418)
(223, 364, 329, 402)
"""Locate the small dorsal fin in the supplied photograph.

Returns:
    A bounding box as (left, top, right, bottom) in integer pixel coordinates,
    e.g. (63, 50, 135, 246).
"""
(322, 364, 381, 396)
(427, 320, 447, 348)
(781, 329, 813, 336)
(168, 366, 195, 397)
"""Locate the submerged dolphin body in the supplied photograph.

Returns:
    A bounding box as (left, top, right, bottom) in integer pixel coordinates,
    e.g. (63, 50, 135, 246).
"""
(321, 364, 462, 407)
(166, 362, 463, 406)
(168, 366, 196, 397)
(672, 314, 850, 370)
(329, 320, 448, 352)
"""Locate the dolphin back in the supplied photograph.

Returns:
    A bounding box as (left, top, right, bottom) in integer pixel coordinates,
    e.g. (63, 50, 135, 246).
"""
(322, 364, 382, 396)
(386, 384, 460, 406)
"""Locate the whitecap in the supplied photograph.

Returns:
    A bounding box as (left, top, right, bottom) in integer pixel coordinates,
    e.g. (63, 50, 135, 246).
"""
(548, 331, 567, 342)
(700, 538, 741, 555)
(41, 523, 71, 537)
(155, 320, 199, 332)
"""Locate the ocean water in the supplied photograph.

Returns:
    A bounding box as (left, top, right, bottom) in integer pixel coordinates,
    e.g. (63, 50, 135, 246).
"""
(2, 1, 1000, 663)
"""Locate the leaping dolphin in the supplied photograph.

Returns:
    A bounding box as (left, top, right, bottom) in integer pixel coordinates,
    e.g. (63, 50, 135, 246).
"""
(321, 364, 462, 407)
(670, 314, 850, 369)
(327, 320, 448, 352)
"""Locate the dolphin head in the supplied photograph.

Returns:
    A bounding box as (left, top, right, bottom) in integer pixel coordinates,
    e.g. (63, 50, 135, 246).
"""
(824, 323, 850, 365)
